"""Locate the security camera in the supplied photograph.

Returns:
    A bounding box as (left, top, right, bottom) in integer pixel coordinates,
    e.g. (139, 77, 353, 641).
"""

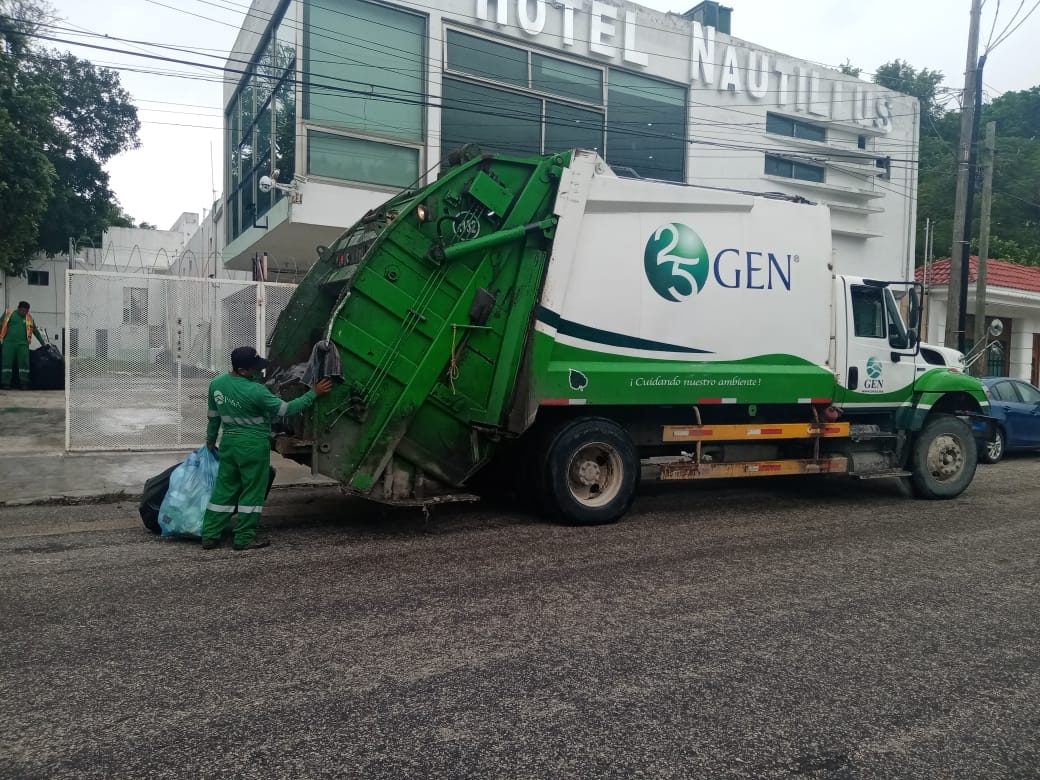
(259, 175, 274, 193)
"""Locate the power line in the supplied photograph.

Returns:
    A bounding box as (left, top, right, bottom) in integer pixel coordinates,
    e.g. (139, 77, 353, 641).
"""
(23, 30, 921, 168)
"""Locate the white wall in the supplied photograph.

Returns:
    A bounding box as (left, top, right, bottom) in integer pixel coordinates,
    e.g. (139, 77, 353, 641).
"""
(1, 256, 67, 347)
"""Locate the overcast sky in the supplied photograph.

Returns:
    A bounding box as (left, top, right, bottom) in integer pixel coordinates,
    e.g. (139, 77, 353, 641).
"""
(45, 0, 1040, 231)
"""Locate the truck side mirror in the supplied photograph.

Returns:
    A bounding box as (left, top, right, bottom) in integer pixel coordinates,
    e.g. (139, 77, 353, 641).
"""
(907, 289, 921, 331)
(906, 327, 919, 348)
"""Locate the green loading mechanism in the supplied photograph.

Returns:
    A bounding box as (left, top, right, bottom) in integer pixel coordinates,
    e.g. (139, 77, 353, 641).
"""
(266, 151, 572, 499)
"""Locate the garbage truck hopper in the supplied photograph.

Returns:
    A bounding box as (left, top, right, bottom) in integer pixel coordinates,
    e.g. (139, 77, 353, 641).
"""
(266, 150, 571, 503)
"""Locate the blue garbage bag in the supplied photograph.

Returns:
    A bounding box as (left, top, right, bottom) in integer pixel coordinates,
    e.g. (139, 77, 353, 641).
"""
(158, 447, 220, 538)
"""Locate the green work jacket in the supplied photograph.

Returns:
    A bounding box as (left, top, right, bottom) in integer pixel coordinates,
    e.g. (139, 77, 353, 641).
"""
(207, 372, 316, 443)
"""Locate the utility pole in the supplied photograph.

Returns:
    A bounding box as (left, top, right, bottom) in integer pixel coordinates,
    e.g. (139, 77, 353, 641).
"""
(945, 0, 983, 351)
(971, 121, 997, 375)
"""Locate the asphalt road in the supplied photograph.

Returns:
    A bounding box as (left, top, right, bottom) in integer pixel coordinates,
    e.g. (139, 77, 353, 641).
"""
(2, 459, 1039, 779)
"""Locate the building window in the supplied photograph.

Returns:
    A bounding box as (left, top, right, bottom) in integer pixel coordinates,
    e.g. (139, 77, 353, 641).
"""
(605, 70, 686, 182)
(441, 32, 605, 163)
(225, 1, 298, 244)
(764, 155, 825, 183)
(442, 79, 543, 157)
(123, 288, 148, 325)
(447, 30, 528, 88)
(766, 112, 826, 143)
(308, 130, 419, 188)
(27, 270, 49, 286)
(304, 0, 425, 141)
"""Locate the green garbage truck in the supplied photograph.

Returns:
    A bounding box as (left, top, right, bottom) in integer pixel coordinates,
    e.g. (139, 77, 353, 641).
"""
(266, 148, 993, 524)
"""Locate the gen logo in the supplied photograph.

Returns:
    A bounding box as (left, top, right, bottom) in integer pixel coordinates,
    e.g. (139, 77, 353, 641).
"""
(644, 222, 796, 302)
(863, 357, 884, 391)
(644, 223, 710, 303)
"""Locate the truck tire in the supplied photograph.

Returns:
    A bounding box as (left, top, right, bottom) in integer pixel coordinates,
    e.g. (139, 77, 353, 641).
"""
(909, 414, 977, 499)
(541, 417, 638, 525)
(979, 427, 1005, 464)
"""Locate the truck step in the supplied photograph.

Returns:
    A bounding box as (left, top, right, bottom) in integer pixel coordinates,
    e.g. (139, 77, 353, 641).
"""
(849, 468, 912, 480)
(848, 424, 898, 442)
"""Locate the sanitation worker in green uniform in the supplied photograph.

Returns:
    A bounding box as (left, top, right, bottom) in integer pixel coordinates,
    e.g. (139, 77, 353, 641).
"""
(201, 346, 332, 550)
(0, 301, 45, 389)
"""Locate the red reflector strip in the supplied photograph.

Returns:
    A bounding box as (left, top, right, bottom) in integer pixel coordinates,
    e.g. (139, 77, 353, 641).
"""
(761, 428, 784, 435)
(698, 397, 738, 405)
(745, 463, 783, 473)
(821, 426, 843, 434)
(798, 397, 834, 404)
(540, 399, 587, 406)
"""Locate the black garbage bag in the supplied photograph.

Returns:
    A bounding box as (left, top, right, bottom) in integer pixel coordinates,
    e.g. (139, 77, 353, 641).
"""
(30, 344, 64, 390)
(139, 462, 277, 535)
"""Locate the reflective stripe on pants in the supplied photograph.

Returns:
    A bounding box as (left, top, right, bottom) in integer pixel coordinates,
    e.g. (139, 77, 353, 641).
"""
(200, 437, 270, 546)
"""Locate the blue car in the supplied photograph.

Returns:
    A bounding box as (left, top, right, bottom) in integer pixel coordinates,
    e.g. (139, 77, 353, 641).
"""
(976, 377, 1040, 463)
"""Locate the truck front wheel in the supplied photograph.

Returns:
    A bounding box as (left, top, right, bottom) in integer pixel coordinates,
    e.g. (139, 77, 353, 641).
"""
(909, 414, 978, 499)
(542, 418, 638, 525)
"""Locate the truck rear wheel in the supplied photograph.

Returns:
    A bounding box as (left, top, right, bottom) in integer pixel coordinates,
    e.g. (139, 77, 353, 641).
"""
(541, 418, 637, 525)
(910, 414, 977, 499)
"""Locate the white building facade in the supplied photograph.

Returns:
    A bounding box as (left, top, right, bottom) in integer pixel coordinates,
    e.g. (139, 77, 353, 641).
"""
(221, 0, 920, 280)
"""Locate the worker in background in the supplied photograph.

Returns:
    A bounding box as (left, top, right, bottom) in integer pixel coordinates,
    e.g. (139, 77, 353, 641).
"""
(0, 301, 46, 390)
(201, 346, 332, 551)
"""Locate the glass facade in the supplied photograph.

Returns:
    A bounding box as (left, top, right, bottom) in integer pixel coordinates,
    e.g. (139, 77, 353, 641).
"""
(605, 70, 685, 182)
(226, 1, 298, 244)
(303, 0, 425, 187)
(441, 30, 684, 181)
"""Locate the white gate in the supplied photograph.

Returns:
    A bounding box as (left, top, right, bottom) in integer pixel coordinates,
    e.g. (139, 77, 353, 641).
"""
(65, 270, 297, 451)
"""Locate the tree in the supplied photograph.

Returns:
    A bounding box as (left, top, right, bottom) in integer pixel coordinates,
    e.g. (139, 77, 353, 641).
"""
(838, 60, 862, 79)
(913, 82, 1040, 268)
(0, 1, 56, 274)
(0, 0, 139, 275)
(873, 59, 946, 124)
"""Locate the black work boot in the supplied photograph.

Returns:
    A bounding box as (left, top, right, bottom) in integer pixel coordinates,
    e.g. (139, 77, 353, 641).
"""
(201, 537, 220, 550)
(233, 537, 271, 551)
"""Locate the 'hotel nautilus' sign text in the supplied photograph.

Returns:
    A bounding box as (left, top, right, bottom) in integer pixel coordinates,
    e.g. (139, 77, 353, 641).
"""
(474, 0, 897, 132)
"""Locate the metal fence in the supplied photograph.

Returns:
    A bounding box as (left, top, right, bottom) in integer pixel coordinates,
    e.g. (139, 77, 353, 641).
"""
(65, 270, 297, 451)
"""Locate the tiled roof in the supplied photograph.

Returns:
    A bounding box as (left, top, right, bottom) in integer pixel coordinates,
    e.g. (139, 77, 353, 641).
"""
(916, 257, 1040, 294)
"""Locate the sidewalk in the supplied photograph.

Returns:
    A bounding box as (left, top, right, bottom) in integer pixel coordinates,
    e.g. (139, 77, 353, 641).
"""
(0, 390, 335, 506)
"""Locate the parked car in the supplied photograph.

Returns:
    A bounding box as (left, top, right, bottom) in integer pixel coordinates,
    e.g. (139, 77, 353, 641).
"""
(919, 342, 966, 371)
(975, 377, 1040, 463)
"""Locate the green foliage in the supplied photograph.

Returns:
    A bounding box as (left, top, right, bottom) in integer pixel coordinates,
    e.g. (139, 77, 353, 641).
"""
(894, 55, 1040, 270)
(838, 60, 862, 79)
(0, 0, 139, 275)
(872, 59, 946, 123)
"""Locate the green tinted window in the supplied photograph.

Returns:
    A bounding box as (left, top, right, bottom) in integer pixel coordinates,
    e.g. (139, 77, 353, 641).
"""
(532, 54, 602, 104)
(441, 78, 541, 158)
(606, 70, 685, 182)
(765, 154, 825, 183)
(446, 30, 528, 87)
(308, 131, 419, 188)
(304, 0, 425, 141)
(766, 112, 826, 142)
(545, 102, 604, 155)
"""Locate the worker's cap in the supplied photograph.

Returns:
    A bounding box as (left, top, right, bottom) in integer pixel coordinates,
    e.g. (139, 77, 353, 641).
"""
(231, 346, 269, 371)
